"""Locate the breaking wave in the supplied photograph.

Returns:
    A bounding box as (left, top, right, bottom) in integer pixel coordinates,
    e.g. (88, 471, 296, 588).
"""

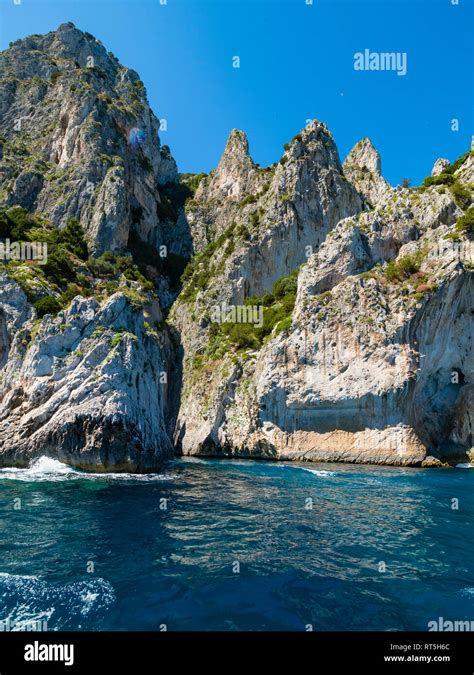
(0, 456, 177, 483)
(300, 468, 337, 477)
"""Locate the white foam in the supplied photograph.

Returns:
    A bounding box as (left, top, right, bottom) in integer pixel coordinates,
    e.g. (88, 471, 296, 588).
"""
(0, 456, 176, 483)
(455, 463, 474, 469)
(274, 464, 337, 477)
(301, 468, 337, 477)
(29, 456, 75, 474)
(0, 573, 115, 630)
(79, 591, 100, 616)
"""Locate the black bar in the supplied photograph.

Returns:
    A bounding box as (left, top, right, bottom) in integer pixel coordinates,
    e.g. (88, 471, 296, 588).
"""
(0, 632, 472, 673)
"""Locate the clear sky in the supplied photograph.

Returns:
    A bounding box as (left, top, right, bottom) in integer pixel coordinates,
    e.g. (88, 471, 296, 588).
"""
(0, 0, 472, 186)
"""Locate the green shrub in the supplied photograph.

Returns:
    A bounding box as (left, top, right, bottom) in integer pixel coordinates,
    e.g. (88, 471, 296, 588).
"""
(443, 232, 461, 242)
(179, 224, 238, 300)
(455, 206, 474, 234)
(92, 325, 106, 338)
(384, 251, 424, 282)
(398, 254, 422, 277)
(239, 194, 257, 208)
(222, 322, 260, 350)
(87, 253, 116, 278)
(34, 296, 61, 318)
(180, 173, 207, 196)
(104, 280, 119, 295)
(272, 272, 298, 299)
(54, 218, 89, 260)
(447, 151, 470, 174)
(422, 174, 454, 188)
(42, 248, 77, 286)
(236, 224, 251, 240)
(0, 212, 10, 238)
(121, 287, 145, 311)
(0, 206, 30, 239)
(207, 269, 299, 353)
(450, 182, 472, 210)
(274, 317, 292, 335)
(60, 283, 82, 307)
(249, 210, 261, 228)
(259, 182, 270, 197)
(359, 270, 378, 281)
(261, 293, 275, 307)
(315, 291, 332, 305)
(421, 151, 472, 191)
(110, 332, 124, 349)
(384, 261, 399, 282)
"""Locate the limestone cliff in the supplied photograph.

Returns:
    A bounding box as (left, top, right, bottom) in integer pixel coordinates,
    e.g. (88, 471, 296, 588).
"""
(0, 22, 189, 258)
(0, 24, 186, 469)
(0, 24, 472, 470)
(0, 277, 173, 470)
(171, 133, 473, 467)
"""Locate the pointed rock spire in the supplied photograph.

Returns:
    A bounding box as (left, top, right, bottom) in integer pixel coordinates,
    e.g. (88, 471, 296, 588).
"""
(344, 138, 382, 177)
(284, 119, 343, 171)
(343, 138, 391, 207)
(205, 129, 256, 200)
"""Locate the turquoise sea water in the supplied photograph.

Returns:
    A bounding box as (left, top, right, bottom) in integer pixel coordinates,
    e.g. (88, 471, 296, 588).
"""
(0, 456, 473, 631)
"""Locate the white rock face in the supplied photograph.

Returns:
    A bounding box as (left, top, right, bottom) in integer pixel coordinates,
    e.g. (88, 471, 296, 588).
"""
(1, 25, 472, 471)
(172, 140, 473, 467)
(0, 22, 186, 256)
(455, 143, 474, 185)
(343, 138, 392, 207)
(201, 129, 257, 201)
(186, 121, 362, 299)
(431, 158, 450, 176)
(0, 281, 173, 470)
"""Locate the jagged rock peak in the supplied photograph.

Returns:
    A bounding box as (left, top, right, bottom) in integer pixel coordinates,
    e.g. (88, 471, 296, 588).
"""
(431, 158, 450, 177)
(217, 128, 254, 174)
(283, 119, 342, 170)
(0, 24, 181, 254)
(223, 128, 252, 157)
(198, 129, 255, 201)
(343, 138, 391, 207)
(299, 118, 335, 142)
(344, 138, 382, 177)
(3, 22, 126, 83)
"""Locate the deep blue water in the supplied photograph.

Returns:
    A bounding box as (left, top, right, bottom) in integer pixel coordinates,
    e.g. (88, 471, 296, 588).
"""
(0, 456, 473, 631)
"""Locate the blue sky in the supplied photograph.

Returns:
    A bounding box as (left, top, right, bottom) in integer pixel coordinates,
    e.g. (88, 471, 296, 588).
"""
(0, 0, 472, 186)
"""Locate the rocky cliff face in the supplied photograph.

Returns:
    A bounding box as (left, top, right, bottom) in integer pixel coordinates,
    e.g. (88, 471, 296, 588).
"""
(0, 276, 173, 470)
(186, 121, 362, 301)
(0, 25, 472, 470)
(171, 132, 473, 467)
(0, 22, 188, 257)
(0, 24, 186, 469)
